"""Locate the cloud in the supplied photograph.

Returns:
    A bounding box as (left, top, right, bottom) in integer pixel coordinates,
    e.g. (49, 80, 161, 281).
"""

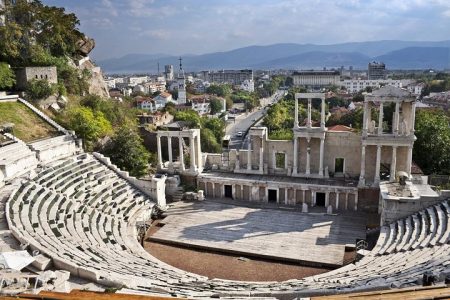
(139, 29, 171, 40)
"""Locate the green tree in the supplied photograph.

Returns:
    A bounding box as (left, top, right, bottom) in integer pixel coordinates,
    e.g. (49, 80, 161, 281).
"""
(200, 128, 222, 153)
(0, 62, 16, 90)
(174, 110, 202, 128)
(413, 109, 450, 175)
(64, 107, 112, 151)
(209, 97, 223, 114)
(102, 126, 150, 177)
(203, 117, 225, 142)
(25, 79, 54, 101)
(206, 84, 232, 97)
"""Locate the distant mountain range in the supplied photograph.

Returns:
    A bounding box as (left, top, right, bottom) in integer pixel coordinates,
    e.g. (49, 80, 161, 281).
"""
(97, 40, 450, 73)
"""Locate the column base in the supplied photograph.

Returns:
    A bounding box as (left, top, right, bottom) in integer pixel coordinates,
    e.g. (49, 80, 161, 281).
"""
(358, 177, 365, 187)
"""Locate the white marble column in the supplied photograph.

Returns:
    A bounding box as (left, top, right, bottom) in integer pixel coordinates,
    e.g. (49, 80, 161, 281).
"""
(211, 183, 215, 198)
(411, 102, 416, 134)
(325, 192, 330, 207)
(306, 138, 311, 175)
(378, 103, 384, 134)
(189, 136, 196, 172)
(354, 193, 358, 211)
(259, 147, 263, 173)
(358, 145, 366, 186)
(247, 139, 251, 171)
(284, 188, 288, 204)
(157, 135, 163, 168)
(406, 145, 413, 177)
(294, 97, 299, 129)
(292, 137, 298, 175)
(390, 146, 397, 182)
(335, 192, 340, 210)
(302, 189, 306, 204)
(319, 137, 324, 177)
(362, 101, 369, 136)
(311, 190, 315, 206)
(167, 136, 173, 163)
(374, 145, 382, 184)
(394, 102, 400, 135)
(196, 134, 202, 169)
(179, 137, 185, 171)
(307, 98, 312, 128)
(320, 97, 326, 129)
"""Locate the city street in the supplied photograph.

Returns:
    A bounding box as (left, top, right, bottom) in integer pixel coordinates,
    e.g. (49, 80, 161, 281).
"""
(225, 90, 285, 150)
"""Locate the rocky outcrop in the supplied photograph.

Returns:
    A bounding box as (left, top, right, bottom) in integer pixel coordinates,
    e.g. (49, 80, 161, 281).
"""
(76, 35, 96, 57)
(78, 59, 109, 98)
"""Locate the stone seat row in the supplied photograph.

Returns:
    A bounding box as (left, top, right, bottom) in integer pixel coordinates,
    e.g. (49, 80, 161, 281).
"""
(5, 153, 450, 298)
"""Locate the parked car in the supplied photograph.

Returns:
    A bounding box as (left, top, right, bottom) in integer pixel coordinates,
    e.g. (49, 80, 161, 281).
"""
(236, 131, 243, 137)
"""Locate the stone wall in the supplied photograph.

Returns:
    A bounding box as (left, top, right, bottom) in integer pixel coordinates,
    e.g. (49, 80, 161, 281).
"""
(15, 67, 57, 90)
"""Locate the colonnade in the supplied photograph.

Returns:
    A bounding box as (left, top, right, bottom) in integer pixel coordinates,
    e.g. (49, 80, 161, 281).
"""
(156, 129, 202, 173)
(198, 180, 359, 211)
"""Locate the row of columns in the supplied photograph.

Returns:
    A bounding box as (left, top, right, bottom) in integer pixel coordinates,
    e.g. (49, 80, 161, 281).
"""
(294, 96, 326, 130)
(201, 181, 359, 211)
(292, 136, 325, 176)
(363, 101, 416, 136)
(359, 144, 413, 186)
(156, 134, 201, 172)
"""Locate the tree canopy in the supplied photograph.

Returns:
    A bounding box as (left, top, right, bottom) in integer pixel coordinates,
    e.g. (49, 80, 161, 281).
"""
(413, 109, 450, 175)
(102, 126, 150, 178)
(0, 62, 15, 90)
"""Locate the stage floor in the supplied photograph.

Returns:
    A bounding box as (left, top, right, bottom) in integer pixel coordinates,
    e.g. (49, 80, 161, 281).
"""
(150, 200, 367, 267)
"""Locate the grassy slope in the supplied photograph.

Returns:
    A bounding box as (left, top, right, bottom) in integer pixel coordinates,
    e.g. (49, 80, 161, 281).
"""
(0, 102, 58, 142)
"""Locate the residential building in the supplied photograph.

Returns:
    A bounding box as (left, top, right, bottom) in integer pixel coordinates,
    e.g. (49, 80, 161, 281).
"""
(240, 79, 255, 92)
(204, 69, 253, 85)
(341, 79, 403, 93)
(135, 96, 154, 111)
(368, 62, 386, 80)
(126, 76, 149, 87)
(137, 111, 173, 126)
(154, 91, 173, 110)
(164, 65, 174, 81)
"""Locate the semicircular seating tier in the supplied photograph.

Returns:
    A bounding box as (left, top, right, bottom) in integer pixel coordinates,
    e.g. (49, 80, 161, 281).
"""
(5, 153, 450, 298)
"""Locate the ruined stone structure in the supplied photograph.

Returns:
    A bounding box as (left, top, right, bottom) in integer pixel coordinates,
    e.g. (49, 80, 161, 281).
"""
(14, 67, 58, 90)
(158, 86, 437, 214)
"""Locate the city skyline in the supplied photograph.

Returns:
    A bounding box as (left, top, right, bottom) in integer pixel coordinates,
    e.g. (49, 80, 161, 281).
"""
(42, 0, 450, 60)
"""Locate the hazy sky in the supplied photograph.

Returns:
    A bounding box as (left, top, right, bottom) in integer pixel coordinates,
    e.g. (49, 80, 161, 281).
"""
(42, 0, 450, 60)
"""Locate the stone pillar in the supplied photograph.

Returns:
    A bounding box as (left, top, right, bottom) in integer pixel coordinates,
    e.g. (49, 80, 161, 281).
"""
(358, 145, 366, 186)
(167, 136, 173, 163)
(378, 103, 384, 134)
(311, 190, 315, 206)
(293, 189, 297, 205)
(302, 189, 306, 204)
(247, 139, 251, 171)
(307, 98, 312, 128)
(179, 137, 185, 171)
(157, 135, 163, 168)
(264, 187, 268, 202)
(321, 97, 325, 129)
(374, 145, 382, 185)
(284, 188, 288, 205)
(292, 137, 298, 175)
(211, 183, 215, 198)
(354, 192, 358, 211)
(335, 192, 340, 210)
(190, 136, 196, 172)
(259, 147, 263, 173)
(394, 102, 400, 135)
(362, 101, 369, 136)
(345, 192, 349, 210)
(232, 184, 236, 199)
(294, 97, 299, 129)
(325, 191, 330, 207)
(306, 138, 311, 175)
(406, 145, 413, 177)
(411, 101, 416, 134)
(196, 134, 202, 170)
(319, 137, 324, 177)
(390, 146, 397, 182)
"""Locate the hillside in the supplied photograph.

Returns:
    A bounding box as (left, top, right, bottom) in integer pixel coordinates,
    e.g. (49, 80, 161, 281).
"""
(97, 40, 450, 73)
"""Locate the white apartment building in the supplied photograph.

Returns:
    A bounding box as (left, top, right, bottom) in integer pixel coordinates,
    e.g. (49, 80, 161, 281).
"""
(341, 79, 403, 93)
(240, 79, 255, 92)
